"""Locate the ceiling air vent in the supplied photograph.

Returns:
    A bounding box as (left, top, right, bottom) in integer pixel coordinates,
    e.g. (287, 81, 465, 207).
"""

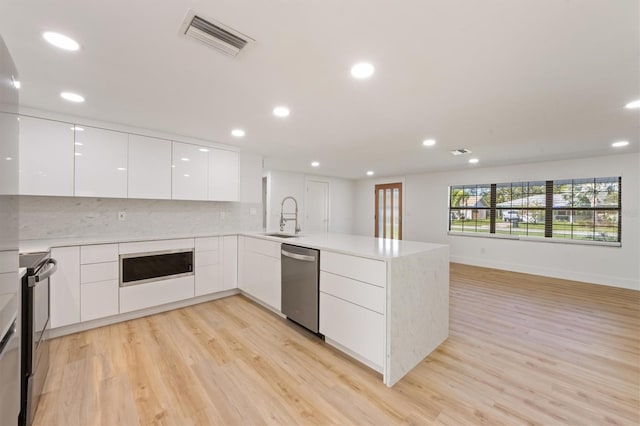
(450, 148, 472, 156)
(180, 10, 253, 57)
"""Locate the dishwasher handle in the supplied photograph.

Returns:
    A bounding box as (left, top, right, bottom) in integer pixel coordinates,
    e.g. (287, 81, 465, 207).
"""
(281, 249, 316, 262)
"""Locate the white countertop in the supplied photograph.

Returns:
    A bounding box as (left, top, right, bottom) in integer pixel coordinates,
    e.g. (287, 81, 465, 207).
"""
(19, 231, 242, 253)
(241, 232, 447, 260)
(20, 231, 447, 261)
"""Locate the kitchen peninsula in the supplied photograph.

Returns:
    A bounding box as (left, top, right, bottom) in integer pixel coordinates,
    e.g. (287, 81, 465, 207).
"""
(242, 232, 449, 387)
(21, 231, 448, 387)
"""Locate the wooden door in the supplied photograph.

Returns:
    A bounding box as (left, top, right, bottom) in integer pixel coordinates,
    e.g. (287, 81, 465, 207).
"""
(375, 182, 402, 239)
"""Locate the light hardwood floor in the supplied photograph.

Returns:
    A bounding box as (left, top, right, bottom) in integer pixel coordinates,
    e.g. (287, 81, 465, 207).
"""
(35, 264, 640, 425)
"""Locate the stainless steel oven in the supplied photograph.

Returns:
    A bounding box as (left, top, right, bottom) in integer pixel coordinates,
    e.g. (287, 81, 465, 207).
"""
(18, 252, 56, 426)
(0, 299, 19, 426)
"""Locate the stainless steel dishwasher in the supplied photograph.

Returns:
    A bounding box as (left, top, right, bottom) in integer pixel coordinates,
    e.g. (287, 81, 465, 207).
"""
(281, 244, 320, 334)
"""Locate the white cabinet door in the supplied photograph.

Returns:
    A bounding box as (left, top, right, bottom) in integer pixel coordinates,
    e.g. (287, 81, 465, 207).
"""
(172, 141, 208, 200)
(195, 264, 222, 296)
(222, 235, 238, 290)
(238, 237, 280, 311)
(74, 126, 128, 198)
(320, 292, 385, 369)
(81, 280, 119, 322)
(50, 246, 81, 328)
(128, 134, 171, 199)
(208, 149, 239, 201)
(240, 151, 263, 203)
(195, 237, 221, 296)
(19, 116, 74, 196)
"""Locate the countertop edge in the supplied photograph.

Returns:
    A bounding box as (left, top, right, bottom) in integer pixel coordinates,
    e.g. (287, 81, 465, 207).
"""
(239, 232, 448, 261)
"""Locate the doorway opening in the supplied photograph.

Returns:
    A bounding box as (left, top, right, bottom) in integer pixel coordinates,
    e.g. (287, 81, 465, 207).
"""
(375, 182, 402, 239)
(305, 178, 329, 233)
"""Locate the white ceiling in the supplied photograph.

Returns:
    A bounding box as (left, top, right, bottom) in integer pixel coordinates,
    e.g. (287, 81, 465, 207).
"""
(1, 0, 638, 179)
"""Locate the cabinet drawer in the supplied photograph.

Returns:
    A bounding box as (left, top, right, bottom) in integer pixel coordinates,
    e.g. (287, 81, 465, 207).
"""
(119, 238, 194, 255)
(319, 292, 384, 369)
(245, 237, 280, 258)
(81, 244, 118, 264)
(320, 251, 386, 288)
(195, 250, 220, 267)
(320, 271, 385, 314)
(81, 262, 118, 284)
(81, 280, 118, 322)
(195, 237, 219, 252)
(119, 275, 194, 313)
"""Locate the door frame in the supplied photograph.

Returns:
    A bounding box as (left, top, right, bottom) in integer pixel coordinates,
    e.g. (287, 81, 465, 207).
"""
(374, 182, 403, 240)
(304, 176, 331, 233)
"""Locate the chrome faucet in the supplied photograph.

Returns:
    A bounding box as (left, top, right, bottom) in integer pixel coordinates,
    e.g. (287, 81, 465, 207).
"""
(280, 196, 301, 234)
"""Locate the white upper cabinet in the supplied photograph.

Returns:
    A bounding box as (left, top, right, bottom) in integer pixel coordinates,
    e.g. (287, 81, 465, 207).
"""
(172, 141, 208, 200)
(240, 151, 263, 203)
(74, 126, 128, 198)
(128, 134, 172, 199)
(19, 116, 74, 196)
(209, 149, 239, 201)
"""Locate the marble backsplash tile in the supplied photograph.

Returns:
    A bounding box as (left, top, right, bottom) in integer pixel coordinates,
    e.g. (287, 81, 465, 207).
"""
(19, 196, 262, 241)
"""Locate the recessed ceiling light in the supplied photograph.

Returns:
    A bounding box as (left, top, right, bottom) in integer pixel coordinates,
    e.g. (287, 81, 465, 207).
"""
(5, 157, 13, 161)
(231, 129, 246, 137)
(366, 171, 374, 176)
(74, 152, 82, 156)
(311, 161, 320, 167)
(60, 92, 84, 103)
(198, 148, 209, 152)
(611, 140, 629, 148)
(422, 139, 436, 147)
(183, 174, 190, 177)
(351, 62, 375, 79)
(624, 99, 640, 109)
(74, 142, 83, 146)
(117, 167, 126, 171)
(71, 126, 84, 131)
(469, 158, 479, 164)
(181, 157, 190, 161)
(11, 76, 20, 89)
(273, 106, 290, 117)
(43, 31, 80, 51)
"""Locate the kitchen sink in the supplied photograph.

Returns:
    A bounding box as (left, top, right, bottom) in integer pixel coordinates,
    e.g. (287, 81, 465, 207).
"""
(264, 232, 298, 238)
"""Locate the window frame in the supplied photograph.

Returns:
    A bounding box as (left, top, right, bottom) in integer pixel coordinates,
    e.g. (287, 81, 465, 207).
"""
(448, 176, 622, 246)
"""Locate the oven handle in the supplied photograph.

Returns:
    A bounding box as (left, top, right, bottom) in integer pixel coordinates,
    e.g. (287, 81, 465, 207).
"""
(29, 259, 57, 287)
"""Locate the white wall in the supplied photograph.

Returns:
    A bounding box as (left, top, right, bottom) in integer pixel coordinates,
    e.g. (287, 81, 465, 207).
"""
(266, 170, 356, 234)
(354, 154, 640, 290)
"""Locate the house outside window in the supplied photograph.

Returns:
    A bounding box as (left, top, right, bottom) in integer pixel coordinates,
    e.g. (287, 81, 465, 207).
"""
(449, 177, 621, 245)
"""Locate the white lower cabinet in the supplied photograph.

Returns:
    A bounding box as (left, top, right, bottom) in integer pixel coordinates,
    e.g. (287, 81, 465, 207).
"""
(222, 236, 238, 290)
(50, 247, 81, 328)
(120, 276, 195, 313)
(319, 292, 385, 369)
(81, 280, 119, 322)
(49, 236, 238, 330)
(319, 251, 387, 370)
(79, 244, 119, 322)
(195, 237, 221, 296)
(238, 236, 281, 311)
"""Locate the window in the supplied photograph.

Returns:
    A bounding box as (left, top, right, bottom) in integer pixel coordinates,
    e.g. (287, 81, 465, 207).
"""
(449, 176, 621, 244)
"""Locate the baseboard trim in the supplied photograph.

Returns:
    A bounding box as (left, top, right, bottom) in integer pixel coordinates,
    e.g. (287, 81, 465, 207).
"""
(450, 256, 639, 291)
(48, 289, 240, 338)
